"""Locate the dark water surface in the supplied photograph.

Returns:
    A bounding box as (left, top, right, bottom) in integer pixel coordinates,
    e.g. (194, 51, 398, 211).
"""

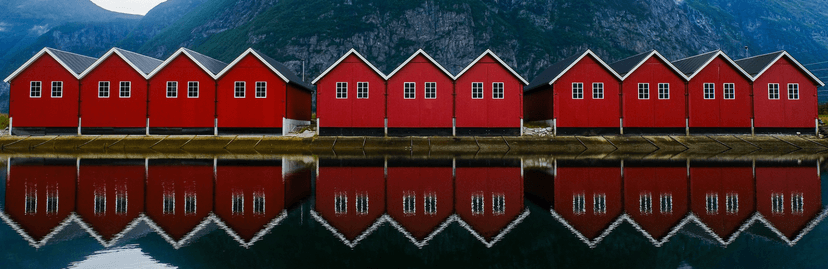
(1, 157, 827, 268)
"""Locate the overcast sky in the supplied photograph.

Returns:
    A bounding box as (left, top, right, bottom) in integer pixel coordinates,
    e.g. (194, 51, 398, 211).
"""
(90, 0, 167, 16)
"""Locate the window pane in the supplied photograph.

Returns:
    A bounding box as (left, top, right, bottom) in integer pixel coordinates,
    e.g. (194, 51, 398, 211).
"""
(120, 82, 130, 97)
(357, 82, 369, 99)
(493, 194, 505, 215)
(424, 193, 437, 215)
(167, 82, 177, 97)
(405, 82, 416, 99)
(99, 82, 110, 97)
(185, 194, 196, 215)
(232, 194, 244, 215)
(492, 82, 504, 99)
(472, 83, 483, 99)
(235, 81, 245, 98)
(188, 82, 199, 97)
(724, 83, 735, 99)
(94, 193, 106, 215)
(253, 194, 265, 215)
(706, 194, 718, 214)
(658, 83, 669, 99)
(572, 83, 583, 99)
(30, 81, 42, 97)
(639, 193, 652, 214)
(163, 194, 174, 215)
(425, 82, 436, 99)
(336, 82, 347, 99)
(573, 194, 585, 215)
(638, 84, 649, 99)
(660, 194, 672, 214)
(594, 194, 606, 214)
(335, 193, 347, 214)
(788, 84, 799, 100)
(51, 81, 62, 97)
(593, 83, 604, 99)
(115, 193, 127, 215)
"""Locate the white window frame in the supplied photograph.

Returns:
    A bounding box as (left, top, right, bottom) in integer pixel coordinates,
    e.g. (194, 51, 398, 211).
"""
(425, 82, 437, 99)
(30, 81, 42, 98)
(51, 81, 62, 98)
(336, 82, 347, 99)
(46, 191, 58, 214)
(638, 83, 649, 99)
(234, 81, 245, 98)
(188, 81, 199, 98)
(492, 194, 505, 216)
(471, 82, 483, 99)
(335, 193, 347, 215)
(256, 82, 267, 98)
(471, 193, 484, 215)
(404, 82, 416, 99)
(357, 82, 369, 99)
(772, 193, 784, 214)
(25, 192, 36, 215)
(98, 81, 110, 98)
(119, 81, 131, 98)
(94, 193, 106, 215)
(166, 81, 178, 98)
(788, 83, 799, 100)
(768, 83, 780, 100)
(723, 83, 735, 100)
(639, 193, 652, 214)
(704, 83, 715, 100)
(572, 82, 584, 99)
(658, 83, 669, 99)
(492, 82, 504, 99)
(592, 82, 604, 99)
(424, 193, 437, 215)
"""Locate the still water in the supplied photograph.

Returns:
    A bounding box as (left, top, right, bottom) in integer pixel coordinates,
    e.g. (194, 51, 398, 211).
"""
(1, 157, 827, 268)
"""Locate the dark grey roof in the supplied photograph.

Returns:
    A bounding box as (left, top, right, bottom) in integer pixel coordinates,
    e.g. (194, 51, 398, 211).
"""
(672, 50, 719, 76)
(253, 49, 313, 91)
(182, 48, 227, 75)
(47, 48, 97, 75)
(610, 50, 654, 76)
(525, 51, 585, 92)
(114, 48, 162, 75)
(734, 51, 785, 76)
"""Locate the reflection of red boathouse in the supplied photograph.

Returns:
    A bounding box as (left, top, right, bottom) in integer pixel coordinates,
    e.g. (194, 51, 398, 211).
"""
(624, 162, 688, 242)
(689, 162, 755, 241)
(4, 159, 77, 244)
(145, 160, 214, 242)
(455, 160, 525, 242)
(756, 162, 822, 239)
(76, 159, 145, 243)
(386, 160, 454, 242)
(554, 160, 623, 241)
(314, 159, 386, 242)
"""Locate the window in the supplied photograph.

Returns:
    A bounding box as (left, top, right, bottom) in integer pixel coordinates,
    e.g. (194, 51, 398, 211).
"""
(30, 81, 41, 97)
(660, 194, 673, 214)
(472, 82, 483, 99)
(403, 193, 416, 215)
(792, 193, 804, 214)
(572, 83, 584, 99)
(493, 194, 505, 216)
(166, 82, 177, 98)
(163, 194, 174, 215)
(573, 194, 586, 215)
(184, 194, 196, 215)
(188, 81, 199, 98)
(471, 194, 484, 215)
(724, 83, 735, 99)
(788, 84, 799, 100)
(234, 81, 245, 98)
(424, 193, 437, 215)
(253, 193, 265, 215)
(492, 82, 504, 99)
(232, 194, 244, 215)
(335, 193, 347, 214)
(119, 81, 130, 98)
(115, 193, 127, 215)
(594, 194, 606, 214)
(768, 83, 780, 100)
(94, 193, 106, 215)
(46, 190, 58, 214)
(726, 193, 738, 214)
(25, 193, 36, 214)
(772, 193, 784, 214)
(256, 82, 267, 98)
(51, 81, 62, 98)
(336, 82, 347, 99)
(98, 81, 110, 98)
(425, 82, 436, 99)
(357, 82, 369, 99)
(356, 193, 368, 215)
(704, 83, 715, 99)
(639, 193, 652, 214)
(638, 83, 649, 99)
(706, 193, 718, 214)
(658, 83, 669, 99)
(405, 82, 416, 99)
(592, 83, 604, 99)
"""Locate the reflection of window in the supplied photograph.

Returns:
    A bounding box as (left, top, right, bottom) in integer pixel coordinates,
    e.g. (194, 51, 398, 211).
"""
(660, 194, 673, 214)
(25, 193, 37, 215)
(594, 194, 606, 215)
(115, 193, 127, 215)
(94, 193, 106, 215)
(403, 193, 416, 215)
(46, 190, 58, 214)
(772, 193, 784, 214)
(424, 193, 437, 215)
(163, 194, 174, 215)
(493, 194, 505, 216)
(706, 193, 718, 214)
(726, 194, 738, 214)
(573, 194, 586, 215)
(232, 194, 244, 215)
(792, 193, 804, 214)
(335, 193, 347, 214)
(471, 194, 484, 215)
(356, 193, 368, 215)
(253, 193, 265, 215)
(639, 193, 652, 214)
(185, 194, 196, 215)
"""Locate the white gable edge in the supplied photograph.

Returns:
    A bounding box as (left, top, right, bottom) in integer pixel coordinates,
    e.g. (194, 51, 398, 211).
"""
(549, 50, 623, 85)
(4, 48, 91, 83)
(311, 49, 386, 85)
(385, 49, 454, 80)
(684, 51, 754, 81)
(752, 52, 825, 87)
(454, 50, 529, 85)
(78, 48, 154, 80)
(619, 51, 690, 81)
(214, 48, 290, 83)
(147, 48, 221, 80)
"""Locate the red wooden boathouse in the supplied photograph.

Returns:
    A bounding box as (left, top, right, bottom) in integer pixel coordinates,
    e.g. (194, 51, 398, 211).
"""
(215, 48, 312, 135)
(78, 48, 162, 135)
(386, 160, 454, 242)
(454, 50, 528, 136)
(524, 50, 622, 135)
(4, 48, 96, 135)
(611, 50, 688, 134)
(672, 51, 753, 133)
(312, 49, 387, 136)
(145, 160, 214, 243)
(386, 50, 454, 136)
(76, 159, 146, 244)
(689, 163, 755, 242)
(147, 48, 227, 135)
(735, 51, 825, 134)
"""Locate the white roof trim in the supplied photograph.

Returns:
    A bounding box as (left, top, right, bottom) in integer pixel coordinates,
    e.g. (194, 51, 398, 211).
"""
(385, 49, 454, 80)
(750, 51, 825, 87)
(74, 213, 149, 248)
(143, 214, 215, 249)
(211, 211, 288, 249)
(752, 206, 828, 246)
(4, 48, 93, 83)
(454, 50, 529, 85)
(624, 213, 694, 247)
(619, 50, 690, 81)
(385, 215, 455, 248)
(0, 210, 77, 249)
(147, 48, 221, 80)
(455, 208, 530, 248)
(549, 50, 622, 85)
(78, 48, 155, 80)
(549, 209, 625, 248)
(685, 213, 761, 246)
(682, 51, 754, 81)
(310, 210, 386, 248)
(311, 49, 386, 85)
(215, 48, 289, 82)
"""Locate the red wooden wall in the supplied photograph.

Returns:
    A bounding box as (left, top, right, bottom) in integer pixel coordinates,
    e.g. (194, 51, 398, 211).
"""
(554, 166, 623, 239)
(455, 167, 523, 240)
(76, 164, 145, 241)
(5, 163, 77, 241)
(689, 166, 754, 239)
(315, 167, 386, 240)
(623, 167, 688, 240)
(622, 57, 686, 128)
(215, 165, 285, 241)
(756, 167, 821, 239)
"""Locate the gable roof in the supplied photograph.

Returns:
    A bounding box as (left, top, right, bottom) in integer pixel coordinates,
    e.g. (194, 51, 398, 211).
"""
(525, 50, 621, 92)
(311, 49, 386, 84)
(147, 47, 228, 79)
(216, 48, 312, 92)
(454, 50, 529, 85)
(672, 50, 752, 80)
(386, 49, 454, 80)
(78, 48, 162, 79)
(735, 51, 825, 86)
(4, 47, 97, 82)
(610, 50, 688, 81)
